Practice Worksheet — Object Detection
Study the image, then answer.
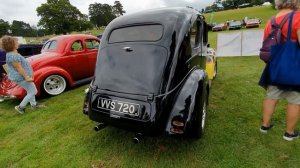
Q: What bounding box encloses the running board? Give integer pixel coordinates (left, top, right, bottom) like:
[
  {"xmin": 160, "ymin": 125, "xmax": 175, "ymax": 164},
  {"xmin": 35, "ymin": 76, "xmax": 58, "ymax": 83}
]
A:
[{"xmin": 74, "ymin": 77, "xmax": 93, "ymax": 86}]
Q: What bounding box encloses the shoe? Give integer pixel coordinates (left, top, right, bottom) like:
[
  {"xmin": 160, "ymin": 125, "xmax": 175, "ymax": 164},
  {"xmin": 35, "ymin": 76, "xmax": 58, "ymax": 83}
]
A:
[
  {"xmin": 15, "ymin": 106, "xmax": 25, "ymax": 114},
  {"xmin": 260, "ymin": 124, "xmax": 273, "ymax": 133},
  {"xmin": 31, "ymin": 103, "xmax": 46, "ymax": 110},
  {"xmin": 283, "ymin": 131, "xmax": 299, "ymax": 141}
]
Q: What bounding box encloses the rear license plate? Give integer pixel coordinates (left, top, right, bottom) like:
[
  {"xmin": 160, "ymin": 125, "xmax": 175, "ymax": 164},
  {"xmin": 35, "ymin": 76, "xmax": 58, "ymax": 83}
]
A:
[{"xmin": 97, "ymin": 97, "xmax": 140, "ymax": 116}]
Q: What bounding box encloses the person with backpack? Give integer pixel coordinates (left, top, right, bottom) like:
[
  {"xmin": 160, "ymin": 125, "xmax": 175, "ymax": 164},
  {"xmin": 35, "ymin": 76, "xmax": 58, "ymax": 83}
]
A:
[{"xmin": 259, "ymin": 0, "xmax": 300, "ymax": 141}]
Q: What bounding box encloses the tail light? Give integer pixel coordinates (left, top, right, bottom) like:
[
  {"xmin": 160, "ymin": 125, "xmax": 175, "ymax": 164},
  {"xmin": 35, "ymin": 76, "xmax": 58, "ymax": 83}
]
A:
[{"xmin": 170, "ymin": 115, "xmax": 185, "ymax": 134}]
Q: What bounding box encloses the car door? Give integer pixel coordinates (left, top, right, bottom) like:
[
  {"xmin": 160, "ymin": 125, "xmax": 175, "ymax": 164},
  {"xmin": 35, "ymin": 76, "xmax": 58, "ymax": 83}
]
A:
[
  {"xmin": 67, "ymin": 39, "xmax": 89, "ymax": 80},
  {"xmin": 84, "ymin": 39, "xmax": 100, "ymax": 76}
]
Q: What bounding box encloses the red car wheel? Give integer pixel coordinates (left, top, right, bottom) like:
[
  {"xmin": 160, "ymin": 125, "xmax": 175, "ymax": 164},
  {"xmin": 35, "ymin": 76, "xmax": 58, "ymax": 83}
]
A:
[{"xmin": 43, "ymin": 75, "xmax": 67, "ymax": 96}]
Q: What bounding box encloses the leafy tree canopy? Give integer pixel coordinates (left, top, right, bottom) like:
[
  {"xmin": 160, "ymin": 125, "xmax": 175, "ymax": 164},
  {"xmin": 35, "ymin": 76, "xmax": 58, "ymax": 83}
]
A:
[
  {"xmin": 113, "ymin": 1, "xmax": 126, "ymax": 16},
  {"xmin": 0, "ymin": 19, "xmax": 48, "ymax": 37},
  {"xmin": 0, "ymin": 19, "xmax": 10, "ymax": 37},
  {"xmin": 89, "ymin": 1, "xmax": 126, "ymax": 27},
  {"xmin": 11, "ymin": 20, "xmax": 32, "ymax": 36},
  {"xmin": 37, "ymin": 0, "xmax": 86, "ymax": 34}
]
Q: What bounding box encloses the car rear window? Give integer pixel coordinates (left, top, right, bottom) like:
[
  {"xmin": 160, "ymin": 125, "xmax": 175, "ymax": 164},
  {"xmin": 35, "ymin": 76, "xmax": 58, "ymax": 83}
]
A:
[{"xmin": 108, "ymin": 24, "xmax": 163, "ymax": 43}]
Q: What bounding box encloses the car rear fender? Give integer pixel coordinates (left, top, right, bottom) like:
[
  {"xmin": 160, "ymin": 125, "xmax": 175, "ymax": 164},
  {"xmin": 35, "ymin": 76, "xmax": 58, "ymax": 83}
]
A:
[
  {"xmin": 34, "ymin": 66, "xmax": 74, "ymax": 95},
  {"xmin": 165, "ymin": 69, "xmax": 207, "ymax": 135}
]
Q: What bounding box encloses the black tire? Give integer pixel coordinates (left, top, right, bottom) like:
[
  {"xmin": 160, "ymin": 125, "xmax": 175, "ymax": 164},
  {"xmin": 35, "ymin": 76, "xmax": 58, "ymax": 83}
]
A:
[{"xmin": 189, "ymin": 90, "xmax": 208, "ymax": 139}]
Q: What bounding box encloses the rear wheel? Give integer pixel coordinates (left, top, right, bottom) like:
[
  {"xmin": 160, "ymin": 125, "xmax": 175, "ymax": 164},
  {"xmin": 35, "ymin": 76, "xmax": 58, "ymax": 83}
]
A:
[
  {"xmin": 43, "ymin": 75, "xmax": 67, "ymax": 96},
  {"xmin": 189, "ymin": 91, "xmax": 207, "ymax": 139}
]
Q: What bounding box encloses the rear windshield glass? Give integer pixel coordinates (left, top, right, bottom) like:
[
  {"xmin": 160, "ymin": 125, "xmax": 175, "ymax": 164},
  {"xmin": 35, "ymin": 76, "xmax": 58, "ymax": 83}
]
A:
[{"xmin": 109, "ymin": 25, "xmax": 163, "ymax": 43}]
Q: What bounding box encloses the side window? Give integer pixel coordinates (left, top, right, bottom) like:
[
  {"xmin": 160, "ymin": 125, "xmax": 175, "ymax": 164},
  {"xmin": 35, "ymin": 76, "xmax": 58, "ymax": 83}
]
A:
[
  {"xmin": 85, "ymin": 39, "xmax": 100, "ymax": 49},
  {"xmin": 71, "ymin": 40, "xmax": 83, "ymax": 51},
  {"xmin": 190, "ymin": 19, "xmax": 201, "ymax": 48},
  {"xmin": 203, "ymin": 22, "xmax": 208, "ymax": 44}
]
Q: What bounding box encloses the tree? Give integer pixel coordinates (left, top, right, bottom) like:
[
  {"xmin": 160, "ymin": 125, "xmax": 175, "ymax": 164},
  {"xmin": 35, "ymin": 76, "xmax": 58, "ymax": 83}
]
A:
[
  {"xmin": 205, "ymin": 6, "xmax": 214, "ymax": 13},
  {"xmin": 10, "ymin": 20, "xmax": 35, "ymax": 37},
  {"xmin": 0, "ymin": 19, "xmax": 10, "ymax": 37},
  {"xmin": 113, "ymin": 1, "xmax": 126, "ymax": 16},
  {"xmin": 89, "ymin": 3, "xmax": 116, "ymax": 27},
  {"xmin": 77, "ymin": 14, "xmax": 93, "ymax": 31},
  {"xmin": 250, "ymin": 0, "xmax": 264, "ymax": 5},
  {"xmin": 269, "ymin": 0, "xmax": 275, "ymax": 9},
  {"xmin": 37, "ymin": 0, "xmax": 88, "ymax": 34}
]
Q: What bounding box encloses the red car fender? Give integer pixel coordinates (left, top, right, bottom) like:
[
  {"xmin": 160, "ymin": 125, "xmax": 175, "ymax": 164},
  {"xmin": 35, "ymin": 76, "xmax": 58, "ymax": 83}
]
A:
[{"xmin": 33, "ymin": 66, "xmax": 74, "ymax": 96}]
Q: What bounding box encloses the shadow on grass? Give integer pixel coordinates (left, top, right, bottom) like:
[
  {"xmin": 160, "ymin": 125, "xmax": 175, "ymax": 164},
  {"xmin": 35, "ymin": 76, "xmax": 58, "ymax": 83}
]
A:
[{"xmin": 82, "ymin": 126, "xmax": 205, "ymax": 159}]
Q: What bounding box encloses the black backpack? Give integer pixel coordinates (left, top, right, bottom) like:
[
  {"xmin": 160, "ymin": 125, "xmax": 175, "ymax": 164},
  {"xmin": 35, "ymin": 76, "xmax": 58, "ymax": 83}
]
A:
[{"xmin": 259, "ymin": 14, "xmax": 290, "ymax": 63}]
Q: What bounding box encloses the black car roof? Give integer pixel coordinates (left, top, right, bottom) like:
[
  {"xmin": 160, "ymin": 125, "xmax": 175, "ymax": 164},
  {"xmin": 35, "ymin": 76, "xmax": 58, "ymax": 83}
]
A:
[
  {"xmin": 108, "ymin": 7, "xmax": 199, "ymax": 27},
  {"xmin": 101, "ymin": 7, "xmax": 203, "ymax": 47}
]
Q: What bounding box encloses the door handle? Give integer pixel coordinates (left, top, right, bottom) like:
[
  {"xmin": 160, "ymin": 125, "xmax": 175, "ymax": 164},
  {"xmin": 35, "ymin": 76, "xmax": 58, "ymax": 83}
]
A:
[{"xmin": 123, "ymin": 47, "xmax": 133, "ymax": 52}]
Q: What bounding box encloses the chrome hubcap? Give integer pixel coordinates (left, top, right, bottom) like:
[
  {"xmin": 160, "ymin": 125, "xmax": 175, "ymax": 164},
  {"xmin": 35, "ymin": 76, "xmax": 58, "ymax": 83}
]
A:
[{"xmin": 43, "ymin": 75, "xmax": 66, "ymax": 95}]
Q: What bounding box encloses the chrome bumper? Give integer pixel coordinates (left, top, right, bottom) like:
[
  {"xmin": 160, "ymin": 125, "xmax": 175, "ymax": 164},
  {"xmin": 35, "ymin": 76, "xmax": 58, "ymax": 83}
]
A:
[{"xmin": 0, "ymin": 95, "xmax": 16, "ymax": 100}]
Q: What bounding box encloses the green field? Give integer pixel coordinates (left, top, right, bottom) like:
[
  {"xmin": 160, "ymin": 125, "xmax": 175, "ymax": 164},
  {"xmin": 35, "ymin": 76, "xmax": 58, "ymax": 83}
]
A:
[
  {"xmin": 1, "ymin": 57, "xmax": 300, "ymax": 167},
  {"xmin": 205, "ymin": 5, "xmax": 277, "ymax": 49},
  {"xmin": 204, "ymin": 5, "xmax": 277, "ymax": 27}
]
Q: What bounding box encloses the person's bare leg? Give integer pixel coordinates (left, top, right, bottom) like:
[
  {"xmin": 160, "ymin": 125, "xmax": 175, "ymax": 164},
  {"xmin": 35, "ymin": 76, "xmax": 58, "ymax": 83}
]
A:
[
  {"xmin": 262, "ymin": 98, "xmax": 278, "ymax": 127},
  {"xmin": 286, "ymin": 103, "xmax": 300, "ymax": 134}
]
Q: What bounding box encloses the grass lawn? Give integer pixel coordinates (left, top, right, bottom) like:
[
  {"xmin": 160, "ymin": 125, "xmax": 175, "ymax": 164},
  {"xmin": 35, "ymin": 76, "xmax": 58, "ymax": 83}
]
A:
[
  {"xmin": 204, "ymin": 5, "xmax": 277, "ymax": 28},
  {"xmin": 1, "ymin": 57, "xmax": 300, "ymax": 167}
]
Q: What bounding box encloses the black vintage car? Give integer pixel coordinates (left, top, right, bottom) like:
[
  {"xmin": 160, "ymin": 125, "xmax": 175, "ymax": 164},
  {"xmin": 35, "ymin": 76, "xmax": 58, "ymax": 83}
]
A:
[
  {"xmin": 83, "ymin": 7, "xmax": 210, "ymax": 141},
  {"xmin": 17, "ymin": 44, "xmax": 43, "ymax": 57},
  {"xmin": 228, "ymin": 20, "xmax": 242, "ymax": 30}
]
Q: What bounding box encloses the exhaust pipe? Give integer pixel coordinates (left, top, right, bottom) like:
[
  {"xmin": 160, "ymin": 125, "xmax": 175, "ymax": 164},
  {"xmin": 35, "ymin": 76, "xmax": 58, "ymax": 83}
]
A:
[
  {"xmin": 133, "ymin": 133, "xmax": 143, "ymax": 144},
  {"xmin": 94, "ymin": 123, "xmax": 106, "ymax": 131},
  {"xmin": 133, "ymin": 137, "xmax": 140, "ymax": 144}
]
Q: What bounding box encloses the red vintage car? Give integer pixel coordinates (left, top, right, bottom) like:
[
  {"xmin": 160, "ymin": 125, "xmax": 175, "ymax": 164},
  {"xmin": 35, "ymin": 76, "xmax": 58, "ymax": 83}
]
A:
[
  {"xmin": 0, "ymin": 34, "xmax": 100, "ymax": 99},
  {"xmin": 212, "ymin": 23, "xmax": 227, "ymax": 31},
  {"xmin": 245, "ymin": 19, "xmax": 260, "ymax": 28}
]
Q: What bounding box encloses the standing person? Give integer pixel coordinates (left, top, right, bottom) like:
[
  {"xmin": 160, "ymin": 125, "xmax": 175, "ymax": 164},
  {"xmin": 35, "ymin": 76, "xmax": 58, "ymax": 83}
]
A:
[
  {"xmin": 0, "ymin": 49, "xmax": 6, "ymax": 102},
  {"xmin": 0, "ymin": 49, "xmax": 6, "ymax": 78},
  {"xmin": 259, "ymin": 0, "xmax": 300, "ymax": 141},
  {"xmin": 1, "ymin": 36, "xmax": 43, "ymax": 114}
]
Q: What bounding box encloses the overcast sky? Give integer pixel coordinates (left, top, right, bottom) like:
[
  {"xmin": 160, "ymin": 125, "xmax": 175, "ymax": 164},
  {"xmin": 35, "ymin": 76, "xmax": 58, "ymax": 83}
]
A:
[{"xmin": 0, "ymin": 0, "xmax": 214, "ymax": 26}]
